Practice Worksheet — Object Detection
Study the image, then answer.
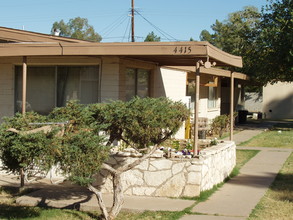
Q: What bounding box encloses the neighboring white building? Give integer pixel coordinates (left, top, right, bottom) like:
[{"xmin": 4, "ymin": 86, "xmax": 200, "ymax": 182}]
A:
[{"xmin": 262, "ymin": 82, "xmax": 293, "ymax": 119}]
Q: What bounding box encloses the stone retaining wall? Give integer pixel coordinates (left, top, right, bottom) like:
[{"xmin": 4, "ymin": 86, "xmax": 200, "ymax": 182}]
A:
[{"xmin": 94, "ymin": 141, "xmax": 236, "ymax": 198}]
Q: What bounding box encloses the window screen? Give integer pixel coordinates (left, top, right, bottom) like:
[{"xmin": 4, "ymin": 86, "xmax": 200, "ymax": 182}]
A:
[
  {"xmin": 125, "ymin": 68, "xmax": 150, "ymax": 101},
  {"xmin": 15, "ymin": 65, "xmax": 99, "ymax": 114}
]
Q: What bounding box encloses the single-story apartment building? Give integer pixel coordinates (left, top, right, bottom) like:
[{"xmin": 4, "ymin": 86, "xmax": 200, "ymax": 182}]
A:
[{"xmin": 0, "ymin": 26, "xmax": 247, "ymax": 142}]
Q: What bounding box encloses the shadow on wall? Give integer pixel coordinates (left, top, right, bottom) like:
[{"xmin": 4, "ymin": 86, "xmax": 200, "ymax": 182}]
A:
[
  {"xmin": 153, "ymin": 67, "xmax": 167, "ymax": 98},
  {"xmin": 244, "ymin": 92, "xmax": 263, "ymax": 113},
  {"xmin": 263, "ymin": 92, "xmax": 293, "ymax": 119}
]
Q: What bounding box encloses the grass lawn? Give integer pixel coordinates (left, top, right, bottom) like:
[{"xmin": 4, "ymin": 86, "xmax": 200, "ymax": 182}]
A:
[
  {"xmin": 239, "ymin": 129, "xmax": 293, "ymax": 148},
  {"xmin": 0, "ymin": 149, "xmax": 259, "ymax": 220},
  {"xmin": 248, "ymin": 152, "xmax": 293, "ymax": 220}
]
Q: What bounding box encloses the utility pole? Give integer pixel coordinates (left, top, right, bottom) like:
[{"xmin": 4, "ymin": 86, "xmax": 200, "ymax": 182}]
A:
[{"xmin": 131, "ymin": 0, "xmax": 135, "ymax": 42}]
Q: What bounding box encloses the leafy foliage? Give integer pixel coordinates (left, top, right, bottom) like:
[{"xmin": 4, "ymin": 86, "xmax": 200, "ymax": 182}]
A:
[
  {"xmin": 48, "ymin": 101, "xmax": 109, "ymax": 186},
  {"xmin": 210, "ymin": 112, "xmax": 237, "ymax": 138},
  {"xmin": 89, "ymin": 97, "xmax": 190, "ymax": 150},
  {"xmin": 200, "ymin": 1, "xmax": 293, "ymax": 87},
  {"xmin": 0, "ymin": 112, "xmax": 56, "ymax": 174},
  {"xmin": 200, "ymin": 6, "xmax": 261, "ymax": 89},
  {"xmin": 144, "ymin": 31, "xmax": 161, "ymax": 42},
  {"xmin": 255, "ymin": 0, "xmax": 293, "ymax": 84},
  {"xmin": 0, "ymin": 98, "xmax": 189, "ymax": 219},
  {"xmin": 51, "ymin": 17, "xmax": 102, "ymax": 42},
  {"xmin": 210, "ymin": 114, "xmax": 229, "ymax": 138}
]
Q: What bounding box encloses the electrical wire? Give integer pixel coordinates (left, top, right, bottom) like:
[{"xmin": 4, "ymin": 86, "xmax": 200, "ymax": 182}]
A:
[
  {"xmin": 135, "ymin": 10, "xmax": 178, "ymax": 41},
  {"xmin": 122, "ymin": 15, "xmax": 131, "ymax": 42},
  {"xmin": 99, "ymin": 12, "xmax": 129, "ymax": 37}
]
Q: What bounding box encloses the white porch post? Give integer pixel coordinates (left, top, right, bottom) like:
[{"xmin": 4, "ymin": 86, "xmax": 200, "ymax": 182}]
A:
[
  {"xmin": 193, "ymin": 62, "xmax": 200, "ymax": 156},
  {"xmin": 22, "ymin": 56, "xmax": 27, "ymax": 116},
  {"xmin": 230, "ymin": 71, "xmax": 234, "ymax": 141}
]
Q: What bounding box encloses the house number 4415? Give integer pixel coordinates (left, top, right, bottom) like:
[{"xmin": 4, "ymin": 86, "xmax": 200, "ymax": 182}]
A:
[{"xmin": 173, "ymin": 46, "xmax": 192, "ymax": 54}]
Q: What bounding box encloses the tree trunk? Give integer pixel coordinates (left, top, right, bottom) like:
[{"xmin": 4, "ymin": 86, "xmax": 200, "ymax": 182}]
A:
[
  {"xmin": 109, "ymin": 173, "xmax": 124, "ymax": 219},
  {"xmin": 20, "ymin": 168, "xmax": 25, "ymax": 187},
  {"xmin": 88, "ymin": 184, "xmax": 109, "ymax": 220},
  {"xmin": 99, "ymin": 145, "xmax": 159, "ymax": 219}
]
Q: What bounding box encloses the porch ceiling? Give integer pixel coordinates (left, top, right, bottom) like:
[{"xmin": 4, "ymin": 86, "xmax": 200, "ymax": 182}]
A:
[{"xmin": 0, "ymin": 41, "xmax": 243, "ymax": 68}]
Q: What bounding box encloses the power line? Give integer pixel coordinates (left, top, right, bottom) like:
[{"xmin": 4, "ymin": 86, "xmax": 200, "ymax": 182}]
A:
[
  {"xmin": 100, "ymin": 13, "xmax": 129, "ymax": 38},
  {"xmin": 122, "ymin": 15, "xmax": 131, "ymax": 42},
  {"xmin": 135, "ymin": 10, "xmax": 178, "ymax": 41}
]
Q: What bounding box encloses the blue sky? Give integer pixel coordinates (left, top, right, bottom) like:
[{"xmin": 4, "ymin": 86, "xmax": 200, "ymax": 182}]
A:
[{"xmin": 1, "ymin": 0, "xmax": 268, "ymax": 42}]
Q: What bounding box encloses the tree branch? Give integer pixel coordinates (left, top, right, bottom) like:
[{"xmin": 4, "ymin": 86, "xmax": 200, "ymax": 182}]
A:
[
  {"xmin": 118, "ymin": 145, "xmax": 158, "ymax": 173},
  {"xmin": 101, "ymin": 163, "xmax": 118, "ymax": 176},
  {"xmin": 88, "ymin": 184, "xmax": 109, "ymax": 220}
]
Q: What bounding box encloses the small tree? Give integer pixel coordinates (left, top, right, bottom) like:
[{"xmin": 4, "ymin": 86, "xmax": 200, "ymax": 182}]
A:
[
  {"xmin": 58, "ymin": 97, "xmax": 189, "ymax": 219},
  {"xmin": 0, "ymin": 112, "xmax": 57, "ymax": 187},
  {"xmin": 0, "ymin": 98, "xmax": 189, "ymax": 220},
  {"xmin": 51, "ymin": 17, "xmax": 102, "ymax": 42},
  {"xmin": 144, "ymin": 31, "xmax": 161, "ymax": 42}
]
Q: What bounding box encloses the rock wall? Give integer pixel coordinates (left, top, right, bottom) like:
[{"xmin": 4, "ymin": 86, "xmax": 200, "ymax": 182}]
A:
[{"xmin": 94, "ymin": 141, "xmax": 236, "ymax": 198}]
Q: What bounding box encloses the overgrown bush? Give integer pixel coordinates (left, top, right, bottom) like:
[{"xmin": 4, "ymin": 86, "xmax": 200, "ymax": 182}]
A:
[
  {"xmin": 210, "ymin": 112, "xmax": 237, "ymax": 138},
  {"xmin": 0, "ymin": 97, "xmax": 189, "ymax": 220},
  {"xmin": 0, "ymin": 112, "xmax": 57, "ymax": 182}
]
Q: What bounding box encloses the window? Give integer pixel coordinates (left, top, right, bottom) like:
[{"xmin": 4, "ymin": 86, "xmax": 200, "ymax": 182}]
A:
[
  {"xmin": 15, "ymin": 66, "xmax": 99, "ymax": 114},
  {"xmin": 208, "ymin": 85, "xmax": 217, "ymax": 109},
  {"xmin": 125, "ymin": 68, "xmax": 150, "ymax": 101}
]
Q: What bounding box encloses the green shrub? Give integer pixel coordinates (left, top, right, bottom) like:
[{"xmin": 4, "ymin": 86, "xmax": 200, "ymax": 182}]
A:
[{"xmin": 0, "ymin": 112, "xmax": 56, "ymax": 174}]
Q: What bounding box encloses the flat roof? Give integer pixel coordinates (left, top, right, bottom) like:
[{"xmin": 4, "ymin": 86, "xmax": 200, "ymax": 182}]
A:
[{"xmin": 0, "ymin": 41, "xmax": 243, "ymax": 67}]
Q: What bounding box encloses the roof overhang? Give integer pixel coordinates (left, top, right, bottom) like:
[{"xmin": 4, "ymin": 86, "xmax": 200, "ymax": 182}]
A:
[
  {"xmin": 0, "ymin": 41, "xmax": 243, "ymax": 68},
  {"xmin": 167, "ymin": 66, "xmax": 249, "ymax": 80},
  {"xmin": 0, "ymin": 26, "xmax": 90, "ymax": 43}
]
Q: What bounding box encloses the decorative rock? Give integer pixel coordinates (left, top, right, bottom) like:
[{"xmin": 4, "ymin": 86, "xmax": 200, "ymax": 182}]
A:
[
  {"xmin": 93, "ymin": 141, "xmax": 236, "ymax": 198},
  {"xmin": 133, "ymin": 187, "xmax": 156, "ymax": 196},
  {"xmin": 150, "ymin": 159, "xmax": 173, "ymax": 170},
  {"xmin": 135, "ymin": 159, "xmax": 149, "ymax": 170},
  {"xmin": 187, "ymin": 172, "xmax": 201, "ymax": 185},
  {"xmin": 122, "ymin": 170, "xmax": 143, "ymax": 186},
  {"xmin": 155, "ymin": 173, "xmax": 185, "ymax": 197},
  {"xmin": 172, "ymin": 162, "xmax": 186, "ymax": 175},
  {"xmin": 187, "ymin": 164, "xmax": 201, "ymax": 172},
  {"xmin": 144, "ymin": 170, "xmax": 172, "ymax": 186},
  {"xmin": 151, "ymin": 149, "xmax": 164, "ymax": 158},
  {"xmin": 183, "ymin": 184, "xmax": 200, "ymax": 197}
]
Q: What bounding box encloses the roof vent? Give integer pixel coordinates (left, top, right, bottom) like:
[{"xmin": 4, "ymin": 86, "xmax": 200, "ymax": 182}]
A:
[{"xmin": 53, "ymin": 29, "xmax": 60, "ymax": 36}]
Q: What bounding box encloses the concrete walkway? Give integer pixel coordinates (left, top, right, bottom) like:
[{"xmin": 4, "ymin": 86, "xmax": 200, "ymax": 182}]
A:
[
  {"xmin": 182, "ymin": 147, "xmax": 292, "ymax": 220},
  {"xmin": 224, "ymin": 129, "xmax": 263, "ymax": 145}
]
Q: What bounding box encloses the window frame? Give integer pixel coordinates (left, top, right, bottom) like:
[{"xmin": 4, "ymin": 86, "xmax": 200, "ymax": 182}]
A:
[
  {"xmin": 208, "ymin": 85, "xmax": 218, "ymax": 109},
  {"xmin": 125, "ymin": 67, "xmax": 150, "ymax": 101},
  {"xmin": 14, "ymin": 65, "xmax": 100, "ymax": 114}
]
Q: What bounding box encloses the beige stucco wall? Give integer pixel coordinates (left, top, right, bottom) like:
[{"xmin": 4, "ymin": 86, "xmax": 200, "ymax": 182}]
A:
[
  {"xmin": 153, "ymin": 67, "xmax": 187, "ymax": 139},
  {"xmin": 263, "ymin": 82, "xmax": 293, "ymax": 119},
  {"xmin": 154, "ymin": 67, "xmax": 187, "ymax": 101},
  {"xmin": 0, "ymin": 64, "xmax": 14, "ymax": 121},
  {"xmin": 100, "ymin": 57, "xmax": 120, "ymax": 102}
]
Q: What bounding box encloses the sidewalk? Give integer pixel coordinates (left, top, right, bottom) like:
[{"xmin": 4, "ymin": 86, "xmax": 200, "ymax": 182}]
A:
[
  {"xmin": 182, "ymin": 147, "xmax": 292, "ymax": 220},
  {"xmin": 1, "ymin": 123, "xmax": 292, "ymax": 219}
]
